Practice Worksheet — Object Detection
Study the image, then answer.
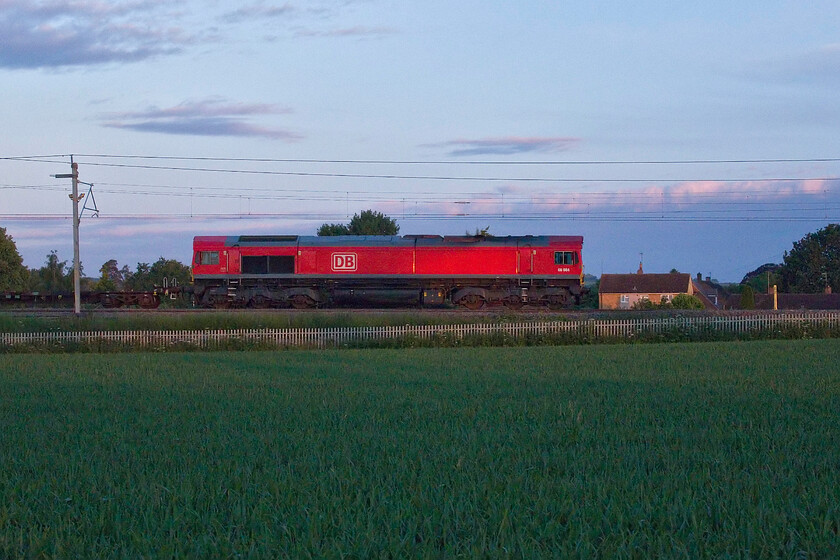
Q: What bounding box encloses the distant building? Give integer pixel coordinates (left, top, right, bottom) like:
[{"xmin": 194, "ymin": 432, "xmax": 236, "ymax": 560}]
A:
[
  {"xmin": 599, "ymin": 273, "xmax": 699, "ymax": 310},
  {"xmin": 726, "ymin": 288, "xmax": 840, "ymax": 310},
  {"xmin": 691, "ymin": 273, "xmax": 731, "ymax": 309}
]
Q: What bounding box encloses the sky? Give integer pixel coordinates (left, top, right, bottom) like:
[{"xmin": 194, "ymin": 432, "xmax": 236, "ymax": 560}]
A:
[{"xmin": 2, "ymin": 0, "xmax": 840, "ymax": 282}]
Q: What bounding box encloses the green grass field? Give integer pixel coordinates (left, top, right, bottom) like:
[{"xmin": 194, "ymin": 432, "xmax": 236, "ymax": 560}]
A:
[{"xmin": 1, "ymin": 340, "xmax": 839, "ymax": 558}]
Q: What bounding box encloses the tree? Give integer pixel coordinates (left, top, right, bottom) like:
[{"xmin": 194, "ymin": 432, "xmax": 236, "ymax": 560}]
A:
[
  {"xmin": 778, "ymin": 224, "xmax": 840, "ymax": 293},
  {"xmin": 576, "ymin": 278, "xmax": 599, "ymax": 309},
  {"xmin": 125, "ymin": 258, "xmax": 191, "ymax": 291},
  {"xmin": 149, "ymin": 258, "xmax": 191, "ymax": 289},
  {"xmin": 671, "ymin": 293, "xmax": 704, "ymax": 309},
  {"xmin": 30, "ymin": 251, "xmax": 73, "ymax": 294},
  {"xmin": 95, "ymin": 259, "xmax": 124, "ymax": 292},
  {"xmin": 0, "ymin": 226, "xmax": 28, "ymax": 292},
  {"xmin": 318, "ymin": 210, "xmax": 399, "ymax": 236},
  {"xmin": 740, "ymin": 284, "xmax": 756, "ymax": 309},
  {"xmin": 125, "ymin": 262, "xmax": 151, "ymax": 292},
  {"xmin": 740, "ymin": 263, "xmax": 781, "ymax": 294},
  {"xmin": 466, "ymin": 227, "xmax": 492, "ymax": 237},
  {"xmin": 317, "ymin": 223, "xmax": 350, "ymax": 236}
]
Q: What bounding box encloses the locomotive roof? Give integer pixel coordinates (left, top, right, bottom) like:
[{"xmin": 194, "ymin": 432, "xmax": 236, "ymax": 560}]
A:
[{"xmin": 194, "ymin": 234, "xmax": 583, "ymax": 248}]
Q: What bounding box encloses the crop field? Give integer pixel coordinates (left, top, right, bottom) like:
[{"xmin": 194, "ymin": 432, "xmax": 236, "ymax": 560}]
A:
[{"xmin": 1, "ymin": 340, "xmax": 839, "ymax": 558}]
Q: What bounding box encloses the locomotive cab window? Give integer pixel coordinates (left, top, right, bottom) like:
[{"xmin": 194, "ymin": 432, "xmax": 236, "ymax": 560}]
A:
[
  {"xmin": 197, "ymin": 251, "xmax": 219, "ymax": 265},
  {"xmin": 554, "ymin": 251, "xmax": 579, "ymax": 265}
]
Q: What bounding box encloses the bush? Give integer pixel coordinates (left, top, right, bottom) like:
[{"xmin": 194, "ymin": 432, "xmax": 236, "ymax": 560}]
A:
[
  {"xmin": 671, "ymin": 293, "xmax": 704, "ymax": 309},
  {"xmin": 741, "ymin": 285, "xmax": 756, "ymax": 309},
  {"xmin": 632, "ymin": 294, "xmax": 703, "ymax": 310}
]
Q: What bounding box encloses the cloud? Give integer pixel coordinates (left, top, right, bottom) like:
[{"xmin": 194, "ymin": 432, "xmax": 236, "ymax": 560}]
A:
[
  {"xmin": 219, "ymin": 2, "xmax": 394, "ymax": 39},
  {"xmin": 0, "ymin": 0, "xmax": 196, "ymax": 69},
  {"xmin": 383, "ymin": 178, "xmax": 840, "ymax": 223},
  {"xmin": 99, "ymin": 98, "xmax": 302, "ymax": 140},
  {"xmin": 293, "ymin": 25, "xmax": 397, "ymax": 38},
  {"xmin": 222, "ymin": 2, "xmax": 297, "ymax": 24},
  {"xmin": 662, "ymin": 179, "xmax": 834, "ymax": 202},
  {"xmin": 429, "ymin": 137, "xmax": 581, "ymax": 157}
]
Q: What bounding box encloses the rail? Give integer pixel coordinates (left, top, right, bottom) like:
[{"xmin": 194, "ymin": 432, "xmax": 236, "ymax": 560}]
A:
[{"xmin": 2, "ymin": 312, "xmax": 839, "ymax": 351}]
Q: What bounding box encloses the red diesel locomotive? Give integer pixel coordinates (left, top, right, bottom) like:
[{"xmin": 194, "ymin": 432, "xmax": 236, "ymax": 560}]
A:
[{"xmin": 192, "ymin": 234, "xmax": 584, "ymax": 309}]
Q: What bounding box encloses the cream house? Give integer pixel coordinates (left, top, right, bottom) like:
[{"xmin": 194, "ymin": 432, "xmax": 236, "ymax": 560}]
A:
[{"xmin": 598, "ymin": 273, "xmax": 697, "ymax": 310}]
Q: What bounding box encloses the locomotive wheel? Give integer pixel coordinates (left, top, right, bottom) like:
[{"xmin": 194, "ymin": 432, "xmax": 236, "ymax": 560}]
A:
[
  {"xmin": 546, "ymin": 293, "xmax": 569, "ymax": 310},
  {"xmin": 207, "ymin": 294, "xmax": 230, "ymax": 309},
  {"xmin": 249, "ymin": 295, "xmax": 270, "ymax": 309},
  {"xmin": 460, "ymin": 293, "xmax": 485, "ymax": 310},
  {"xmin": 290, "ymin": 294, "xmax": 315, "ymax": 309},
  {"xmin": 503, "ymin": 296, "xmax": 524, "ymax": 310}
]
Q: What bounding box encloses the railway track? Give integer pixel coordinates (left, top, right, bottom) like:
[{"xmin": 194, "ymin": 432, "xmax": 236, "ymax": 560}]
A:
[{"xmin": 0, "ymin": 305, "xmax": 594, "ymax": 318}]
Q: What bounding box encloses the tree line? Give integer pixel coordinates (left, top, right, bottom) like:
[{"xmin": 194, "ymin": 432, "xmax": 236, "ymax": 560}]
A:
[
  {"xmin": 1, "ymin": 226, "xmax": 190, "ymax": 294},
  {"xmin": 740, "ymin": 224, "xmax": 840, "ymax": 294}
]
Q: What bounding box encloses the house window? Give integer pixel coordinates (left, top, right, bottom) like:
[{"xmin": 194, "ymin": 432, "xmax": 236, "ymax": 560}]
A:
[
  {"xmin": 620, "ymin": 295, "xmax": 629, "ymax": 304},
  {"xmin": 554, "ymin": 251, "xmax": 579, "ymax": 265},
  {"xmin": 198, "ymin": 251, "xmax": 219, "ymax": 265}
]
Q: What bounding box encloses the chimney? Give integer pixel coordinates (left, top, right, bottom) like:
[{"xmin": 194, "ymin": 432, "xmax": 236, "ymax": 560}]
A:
[
  {"xmin": 826, "ymin": 285, "xmax": 833, "ymax": 294},
  {"xmin": 637, "ymin": 262, "xmax": 643, "ymax": 274},
  {"xmin": 697, "ymin": 273, "xmax": 702, "ymax": 281},
  {"xmin": 705, "ymin": 276, "xmax": 711, "ymax": 282}
]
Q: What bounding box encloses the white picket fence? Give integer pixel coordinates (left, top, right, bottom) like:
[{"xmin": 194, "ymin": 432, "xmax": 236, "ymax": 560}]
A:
[{"xmin": 2, "ymin": 312, "xmax": 839, "ymax": 351}]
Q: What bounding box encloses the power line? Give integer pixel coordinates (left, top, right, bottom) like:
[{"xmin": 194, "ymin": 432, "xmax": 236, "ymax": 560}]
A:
[
  {"xmin": 5, "ymin": 153, "xmax": 840, "ymax": 183},
  {"xmin": 4, "ymin": 181, "xmax": 837, "ymax": 198},
  {"xmin": 4, "ymin": 183, "xmax": 837, "ymax": 209},
  {"xmin": 2, "ymin": 212, "xmax": 837, "ymax": 223},
  {"xmin": 37, "ymin": 153, "xmax": 840, "ymax": 165},
  {"xmin": 60, "ymin": 160, "xmax": 840, "ymax": 183}
]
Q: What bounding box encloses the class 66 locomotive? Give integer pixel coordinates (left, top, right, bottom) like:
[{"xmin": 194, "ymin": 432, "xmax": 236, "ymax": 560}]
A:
[{"xmin": 192, "ymin": 234, "xmax": 585, "ymax": 310}]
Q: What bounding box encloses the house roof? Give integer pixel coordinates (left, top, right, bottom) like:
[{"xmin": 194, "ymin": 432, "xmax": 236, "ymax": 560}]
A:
[
  {"xmin": 689, "ymin": 287, "xmax": 718, "ymax": 310},
  {"xmin": 690, "ymin": 278, "xmax": 730, "ymax": 309},
  {"xmin": 599, "ymin": 273, "xmax": 692, "ymax": 294}
]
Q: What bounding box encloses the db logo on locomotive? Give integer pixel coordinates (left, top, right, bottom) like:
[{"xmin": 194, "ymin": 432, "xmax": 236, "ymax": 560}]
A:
[{"xmin": 331, "ymin": 252, "xmax": 357, "ymax": 271}]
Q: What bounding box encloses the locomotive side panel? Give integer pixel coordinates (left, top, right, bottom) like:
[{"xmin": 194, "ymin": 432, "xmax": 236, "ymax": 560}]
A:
[
  {"xmin": 414, "ymin": 247, "xmax": 518, "ymax": 276},
  {"xmin": 533, "ymin": 237, "xmax": 584, "ymax": 280},
  {"xmin": 414, "ymin": 236, "xmax": 519, "ymax": 276},
  {"xmin": 300, "ymin": 246, "xmax": 415, "ymax": 276},
  {"xmin": 296, "ymin": 236, "xmax": 415, "ymax": 276},
  {"xmin": 192, "ymin": 236, "xmax": 229, "ymax": 277}
]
